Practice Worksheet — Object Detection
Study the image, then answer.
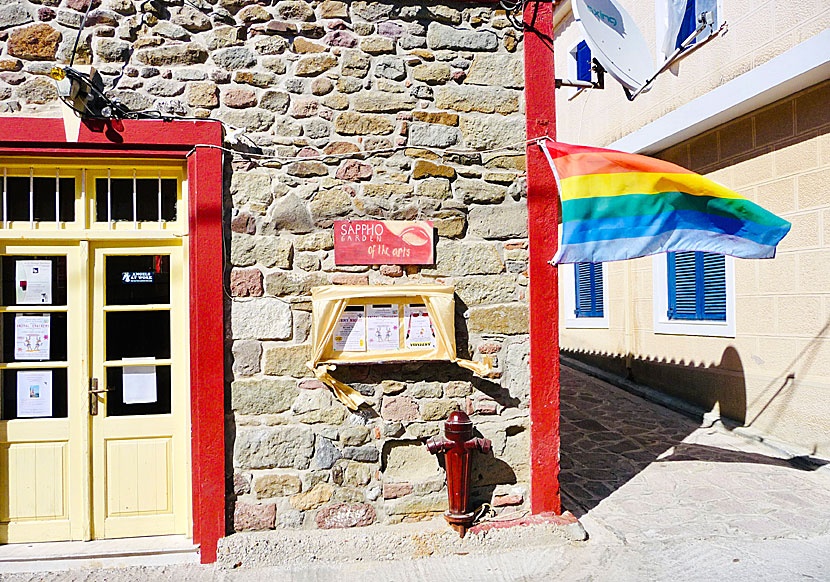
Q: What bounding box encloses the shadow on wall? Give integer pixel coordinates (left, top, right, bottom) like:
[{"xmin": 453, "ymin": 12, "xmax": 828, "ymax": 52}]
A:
[
  {"xmin": 564, "ymin": 314, "xmax": 830, "ymax": 448},
  {"xmin": 563, "ymin": 345, "xmax": 748, "ymax": 423},
  {"xmin": 558, "ymin": 345, "xmax": 829, "ymax": 517},
  {"xmin": 745, "ymin": 318, "xmax": 830, "ymax": 435}
]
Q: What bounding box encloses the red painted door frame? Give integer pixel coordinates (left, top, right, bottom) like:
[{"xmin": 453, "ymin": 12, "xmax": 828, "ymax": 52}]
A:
[
  {"xmin": 0, "ymin": 118, "xmax": 226, "ymax": 562},
  {"xmin": 523, "ymin": 1, "xmax": 562, "ymax": 514}
]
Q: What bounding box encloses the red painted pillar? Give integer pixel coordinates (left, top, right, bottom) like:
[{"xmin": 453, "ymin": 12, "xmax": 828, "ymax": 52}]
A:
[
  {"xmin": 524, "ymin": 0, "xmax": 562, "ymax": 514},
  {"xmin": 188, "ymin": 140, "xmax": 226, "ymax": 562}
]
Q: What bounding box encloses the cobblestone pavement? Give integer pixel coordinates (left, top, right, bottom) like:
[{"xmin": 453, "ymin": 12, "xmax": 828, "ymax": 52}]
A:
[
  {"xmin": 6, "ymin": 365, "xmax": 830, "ymax": 581},
  {"xmin": 559, "ymin": 364, "xmax": 830, "ymax": 548}
]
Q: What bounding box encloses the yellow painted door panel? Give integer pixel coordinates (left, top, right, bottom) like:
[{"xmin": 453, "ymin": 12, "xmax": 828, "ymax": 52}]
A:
[
  {"xmin": 0, "ymin": 243, "xmax": 85, "ymax": 543},
  {"xmin": 90, "ymin": 243, "xmax": 189, "ymax": 540}
]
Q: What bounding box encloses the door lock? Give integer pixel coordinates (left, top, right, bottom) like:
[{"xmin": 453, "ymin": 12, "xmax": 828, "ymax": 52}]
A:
[{"xmin": 88, "ymin": 377, "xmax": 108, "ymax": 416}]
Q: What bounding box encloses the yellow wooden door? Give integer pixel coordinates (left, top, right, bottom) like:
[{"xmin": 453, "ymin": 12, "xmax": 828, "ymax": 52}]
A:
[
  {"xmin": 0, "ymin": 242, "xmax": 86, "ymax": 543},
  {"xmin": 90, "ymin": 242, "xmax": 190, "ymax": 539},
  {"xmin": 0, "ymin": 157, "xmax": 191, "ymax": 543}
]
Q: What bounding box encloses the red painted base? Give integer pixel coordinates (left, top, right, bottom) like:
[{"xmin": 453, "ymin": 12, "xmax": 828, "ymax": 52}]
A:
[{"xmin": 468, "ymin": 511, "xmax": 581, "ymax": 535}]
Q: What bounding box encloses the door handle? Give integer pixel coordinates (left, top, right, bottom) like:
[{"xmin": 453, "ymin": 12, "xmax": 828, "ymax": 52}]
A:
[{"xmin": 89, "ymin": 377, "xmax": 108, "ymax": 416}]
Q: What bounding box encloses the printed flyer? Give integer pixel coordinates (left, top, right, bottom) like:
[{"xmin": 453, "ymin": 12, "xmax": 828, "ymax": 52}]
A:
[
  {"xmin": 366, "ymin": 304, "xmax": 400, "ymax": 351},
  {"xmin": 14, "ymin": 314, "xmax": 50, "ymax": 361},
  {"xmin": 333, "ymin": 306, "xmax": 366, "ymax": 352},
  {"xmin": 15, "ymin": 260, "xmax": 52, "ymax": 305},
  {"xmin": 404, "ymin": 304, "xmax": 437, "ymax": 349},
  {"xmin": 17, "ymin": 370, "xmax": 52, "ymax": 418}
]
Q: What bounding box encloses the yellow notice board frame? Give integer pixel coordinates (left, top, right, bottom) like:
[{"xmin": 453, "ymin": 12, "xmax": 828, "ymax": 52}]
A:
[{"xmin": 308, "ymin": 285, "xmax": 492, "ymax": 409}]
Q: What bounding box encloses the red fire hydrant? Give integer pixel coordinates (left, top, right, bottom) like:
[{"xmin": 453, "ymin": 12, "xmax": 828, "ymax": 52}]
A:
[{"xmin": 426, "ymin": 410, "xmax": 492, "ymax": 537}]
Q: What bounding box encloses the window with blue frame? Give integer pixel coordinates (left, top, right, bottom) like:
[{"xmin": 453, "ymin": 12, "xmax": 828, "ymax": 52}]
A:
[
  {"xmin": 667, "ymin": 251, "xmax": 725, "ymax": 320},
  {"xmin": 574, "ymin": 262, "xmax": 603, "ymax": 318},
  {"xmin": 575, "ymin": 40, "xmax": 592, "ymax": 82}
]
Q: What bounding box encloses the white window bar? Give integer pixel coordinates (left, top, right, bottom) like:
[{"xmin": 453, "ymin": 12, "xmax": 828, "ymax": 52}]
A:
[
  {"xmin": 157, "ymin": 171, "xmax": 162, "ymax": 227},
  {"xmin": 29, "ymin": 168, "xmax": 33, "ymax": 229},
  {"xmin": 107, "ymin": 168, "xmax": 112, "ymax": 230},
  {"xmin": 3, "ymin": 168, "xmax": 7, "ymax": 229},
  {"xmin": 132, "ymin": 169, "xmax": 137, "ymax": 230},
  {"xmin": 81, "ymin": 169, "xmax": 86, "ymax": 228},
  {"xmin": 55, "ymin": 168, "xmax": 60, "ymax": 226}
]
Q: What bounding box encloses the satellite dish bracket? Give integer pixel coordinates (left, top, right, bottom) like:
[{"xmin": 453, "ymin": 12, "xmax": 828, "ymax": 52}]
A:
[
  {"xmin": 625, "ymin": 12, "xmax": 725, "ymax": 101},
  {"xmin": 555, "ymin": 59, "xmax": 606, "ymax": 91}
]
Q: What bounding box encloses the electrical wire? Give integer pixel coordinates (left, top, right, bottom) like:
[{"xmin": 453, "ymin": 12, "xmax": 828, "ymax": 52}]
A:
[
  {"xmin": 184, "ymin": 136, "xmax": 546, "ymax": 165},
  {"xmin": 69, "ymin": 0, "xmax": 95, "ymax": 68}
]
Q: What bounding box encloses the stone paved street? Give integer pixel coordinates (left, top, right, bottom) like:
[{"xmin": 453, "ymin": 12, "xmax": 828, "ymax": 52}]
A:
[
  {"xmin": 559, "ymin": 364, "xmax": 830, "ymax": 550},
  {"xmin": 5, "ymin": 364, "xmax": 830, "ymax": 581}
]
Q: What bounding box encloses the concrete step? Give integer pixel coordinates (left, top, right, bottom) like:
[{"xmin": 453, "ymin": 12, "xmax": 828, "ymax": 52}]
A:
[{"xmin": 0, "ymin": 535, "xmax": 200, "ymax": 573}]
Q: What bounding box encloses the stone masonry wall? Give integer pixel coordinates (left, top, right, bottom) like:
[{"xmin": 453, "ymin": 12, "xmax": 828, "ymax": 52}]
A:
[{"xmin": 0, "ymin": 0, "xmax": 531, "ymax": 533}]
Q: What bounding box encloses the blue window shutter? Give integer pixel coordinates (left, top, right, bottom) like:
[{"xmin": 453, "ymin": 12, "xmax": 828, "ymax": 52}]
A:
[
  {"xmin": 592, "ymin": 263, "xmax": 604, "ymax": 316},
  {"xmin": 576, "ymin": 41, "xmax": 592, "ymax": 82},
  {"xmin": 668, "ymin": 251, "xmax": 697, "ymax": 319},
  {"xmin": 668, "ymin": 251, "xmax": 726, "ymax": 321},
  {"xmin": 575, "ymin": 262, "xmax": 603, "ymax": 318},
  {"xmin": 702, "ymin": 253, "xmax": 726, "ymax": 320},
  {"xmin": 676, "ymin": 0, "xmax": 697, "ymax": 49}
]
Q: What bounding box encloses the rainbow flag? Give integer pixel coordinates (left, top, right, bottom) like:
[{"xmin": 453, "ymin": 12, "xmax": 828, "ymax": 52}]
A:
[{"xmin": 541, "ymin": 140, "xmax": 791, "ymax": 264}]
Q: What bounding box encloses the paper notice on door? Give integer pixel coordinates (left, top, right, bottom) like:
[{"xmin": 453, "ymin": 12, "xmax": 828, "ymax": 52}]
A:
[
  {"xmin": 333, "ymin": 306, "xmax": 366, "ymax": 352},
  {"xmin": 404, "ymin": 304, "xmax": 437, "ymax": 349},
  {"xmin": 17, "ymin": 370, "xmax": 52, "ymax": 418},
  {"xmin": 122, "ymin": 358, "xmax": 157, "ymax": 404},
  {"xmin": 15, "ymin": 260, "xmax": 52, "ymax": 305},
  {"xmin": 14, "ymin": 314, "xmax": 50, "ymax": 361},
  {"xmin": 366, "ymin": 304, "xmax": 400, "ymax": 351}
]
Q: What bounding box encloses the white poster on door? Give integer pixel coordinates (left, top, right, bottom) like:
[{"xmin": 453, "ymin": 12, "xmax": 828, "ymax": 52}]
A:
[
  {"xmin": 333, "ymin": 306, "xmax": 366, "ymax": 352},
  {"xmin": 15, "ymin": 260, "xmax": 52, "ymax": 305},
  {"xmin": 366, "ymin": 304, "xmax": 400, "ymax": 351},
  {"xmin": 404, "ymin": 304, "xmax": 437, "ymax": 349},
  {"xmin": 14, "ymin": 314, "xmax": 50, "ymax": 361},
  {"xmin": 122, "ymin": 358, "xmax": 158, "ymax": 404},
  {"xmin": 17, "ymin": 370, "xmax": 52, "ymax": 418}
]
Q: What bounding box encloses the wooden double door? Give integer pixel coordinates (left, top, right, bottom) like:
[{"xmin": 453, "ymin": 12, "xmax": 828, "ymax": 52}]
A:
[{"xmin": 0, "ymin": 241, "xmax": 190, "ymax": 542}]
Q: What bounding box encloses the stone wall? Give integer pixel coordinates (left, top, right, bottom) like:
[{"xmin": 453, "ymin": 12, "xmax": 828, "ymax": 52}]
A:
[{"xmin": 0, "ymin": 0, "xmax": 531, "ymax": 532}]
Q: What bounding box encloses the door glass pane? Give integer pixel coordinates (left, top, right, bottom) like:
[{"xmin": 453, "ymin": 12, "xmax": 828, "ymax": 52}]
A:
[
  {"xmin": 0, "ymin": 254, "xmax": 68, "ymax": 420},
  {"xmin": 1, "ymin": 312, "xmax": 67, "ymax": 362},
  {"xmin": 105, "ymin": 311, "xmax": 170, "ymax": 361},
  {"xmin": 106, "ymin": 365, "xmax": 171, "ymax": 416},
  {"xmin": 0, "ymin": 256, "xmax": 67, "ymax": 306},
  {"xmin": 106, "ymin": 255, "xmax": 170, "ymax": 306},
  {"xmin": 1, "ymin": 368, "xmax": 68, "ymax": 420}
]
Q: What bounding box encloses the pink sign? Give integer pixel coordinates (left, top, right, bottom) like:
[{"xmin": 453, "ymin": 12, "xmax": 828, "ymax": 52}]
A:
[{"xmin": 334, "ymin": 220, "xmax": 435, "ymax": 265}]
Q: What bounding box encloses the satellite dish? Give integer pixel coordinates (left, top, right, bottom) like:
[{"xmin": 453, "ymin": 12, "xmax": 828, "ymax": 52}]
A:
[{"xmin": 572, "ymin": 0, "xmax": 653, "ymax": 93}]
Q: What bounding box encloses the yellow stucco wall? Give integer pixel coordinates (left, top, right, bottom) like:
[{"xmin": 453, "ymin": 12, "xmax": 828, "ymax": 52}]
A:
[
  {"xmin": 553, "ymin": 0, "xmax": 830, "ymax": 456},
  {"xmin": 560, "ymin": 81, "xmax": 830, "ymax": 455},
  {"xmin": 552, "ymin": 0, "xmax": 830, "ymax": 147}
]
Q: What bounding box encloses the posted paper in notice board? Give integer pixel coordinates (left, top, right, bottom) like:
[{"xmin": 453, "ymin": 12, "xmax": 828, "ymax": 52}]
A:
[
  {"xmin": 366, "ymin": 304, "xmax": 400, "ymax": 351},
  {"xmin": 333, "ymin": 306, "xmax": 366, "ymax": 352},
  {"xmin": 404, "ymin": 304, "xmax": 437, "ymax": 349}
]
